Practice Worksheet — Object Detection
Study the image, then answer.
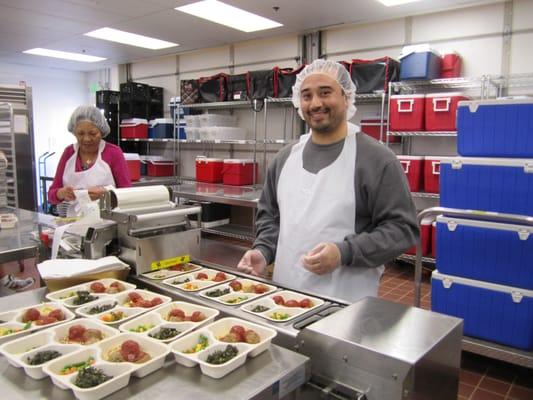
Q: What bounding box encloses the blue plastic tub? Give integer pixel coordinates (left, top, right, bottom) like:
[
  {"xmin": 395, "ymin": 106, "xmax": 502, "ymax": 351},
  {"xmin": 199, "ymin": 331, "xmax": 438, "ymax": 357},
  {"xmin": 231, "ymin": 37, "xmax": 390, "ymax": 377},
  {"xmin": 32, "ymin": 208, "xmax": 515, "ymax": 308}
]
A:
[
  {"xmin": 440, "ymin": 157, "xmax": 533, "ymax": 215},
  {"xmin": 436, "ymin": 216, "xmax": 533, "ymax": 289},
  {"xmin": 149, "ymin": 118, "xmax": 174, "ymax": 139},
  {"xmin": 399, "ymin": 51, "xmax": 441, "ymax": 80},
  {"xmin": 457, "ymin": 99, "xmax": 533, "ymax": 157},
  {"xmin": 432, "ymin": 270, "xmax": 533, "ymax": 350}
]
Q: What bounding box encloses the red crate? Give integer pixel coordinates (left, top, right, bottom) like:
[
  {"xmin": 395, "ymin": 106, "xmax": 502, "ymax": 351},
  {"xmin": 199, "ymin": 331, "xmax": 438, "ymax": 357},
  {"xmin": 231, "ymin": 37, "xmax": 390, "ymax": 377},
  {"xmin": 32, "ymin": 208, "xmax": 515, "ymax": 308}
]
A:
[
  {"xmin": 389, "ymin": 94, "xmax": 425, "ymax": 131},
  {"xmin": 222, "ymin": 159, "xmax": 257, "ymax": 186},
  {"xmin": 124, "ymin": 153, "xmax": 141, "ymax": 181},
  {"xmin": 196, "ymin": 157, "xmax": 224, "ymax": 183},
  {"xmin": 360, "ymin": 119, "xmax": 399, "ymax": 143},
  {"xmin": 397, "ymin": 155, "xmax": 424, "ymax": 192},
  {"xmin": 424, "ymin": 156, "xmax": 443, "ymax": 193},
  {"xmin": 147, "ymin": 160, "xmax": 174, "ymax": 176},
  {"xmin": 440, "ymin": 52, "xmax": 462, "ymax": 78},
  {"xmin": 425, "ymin": 93, "xmax": 468, "ymax": 131},
  {"xmin": 406, "ymin": 218, "xmax": 432, "ymax": 256},
  {"xmin": 120, "ymin": 118, "xmax": 148, "ymax": 139}
]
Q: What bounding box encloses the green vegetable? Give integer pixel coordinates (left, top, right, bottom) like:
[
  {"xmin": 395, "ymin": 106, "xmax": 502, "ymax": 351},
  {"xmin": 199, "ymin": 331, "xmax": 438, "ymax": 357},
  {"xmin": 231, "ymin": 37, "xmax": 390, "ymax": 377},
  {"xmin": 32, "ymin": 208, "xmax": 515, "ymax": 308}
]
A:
[
  {"xmin": 72, "ymin": 291, "xmax": 98, "ymax": 306},
  {"xmin": 23, "ymin": 321, "xmax": 32, "ymax": 330},
  {"xmin": 205, "ymin": 288, "xmax": 230, "ymax": 297},
  {"xmin": 206, "ymin": 345, "xmax": 238, "ymax": 365},
  {"xmin": 129, "ymin": 324, "xmax": 154, "ymax": 333},
  {"xmin": 225, "ymin": 296, "xmax": 248, "ymax": 304},
  {"xmin": 149, "ymin": 328, "xmax": 180, "ymax": 340},
  {"xmin": 74, "ymin": 366, "xmax": 112, "ymax": 388},
  {"xmin": 171, "ymin": 278, "xmax": 190, "ymax": 285},
  {"xmin": 60, "ymin": 357, "xmax": 95, "ymax": 375},
  {"xmin": 251, "ymin": 305, "xmax": 269, "ymax": 313},
  {"xmin": 27, "ymin": 350, "xmax": 62, "ymax": 365},
  {"xmin": 183, "ymin": 335, "xmax": 209, "ymax": 354},
  {"xmin": 87, "ymin": 303, "xmax": 116, "ymax": 315}
]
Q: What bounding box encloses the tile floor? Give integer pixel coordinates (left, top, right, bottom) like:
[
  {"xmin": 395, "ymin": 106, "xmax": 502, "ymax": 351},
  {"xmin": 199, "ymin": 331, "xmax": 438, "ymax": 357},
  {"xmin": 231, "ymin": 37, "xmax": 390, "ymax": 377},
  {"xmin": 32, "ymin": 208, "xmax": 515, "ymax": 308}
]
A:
[{"xmin": 379, "ymin": 262, "xmax": 533, "ymax": 400}]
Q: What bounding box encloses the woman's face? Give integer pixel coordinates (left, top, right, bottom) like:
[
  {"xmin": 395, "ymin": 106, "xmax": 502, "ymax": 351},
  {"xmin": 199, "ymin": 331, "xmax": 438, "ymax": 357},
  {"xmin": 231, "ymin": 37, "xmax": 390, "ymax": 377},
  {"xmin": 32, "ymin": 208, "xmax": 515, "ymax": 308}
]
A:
[{"xmin": 74, "ymin": 120, "xmax": 102, "ymax": 153}]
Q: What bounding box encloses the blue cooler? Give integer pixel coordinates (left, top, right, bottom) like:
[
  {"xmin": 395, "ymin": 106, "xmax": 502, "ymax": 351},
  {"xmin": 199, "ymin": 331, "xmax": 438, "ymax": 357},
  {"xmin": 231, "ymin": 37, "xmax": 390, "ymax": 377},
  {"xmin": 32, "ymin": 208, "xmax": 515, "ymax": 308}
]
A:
[
  {"xmin": 457, "ymin": 99, "xmax": 533, "ymax": 157},
  {"xmin": 149, "ymin": 118, "xmax": 174, "ymax": 139},
  {"xmin": 440, "ymin": 157, "xmax": 533, "ymax": 215},
  {"xmin": 399, "ymin": 50, "xmax": 442, "ymax": 80},
  {"xmin": 431, "ymin": 270, "xmax": 533, "ymax": 350},
  {"xmin": 436, "ymin": 216, "xmax": 533, "ymax": 289}
]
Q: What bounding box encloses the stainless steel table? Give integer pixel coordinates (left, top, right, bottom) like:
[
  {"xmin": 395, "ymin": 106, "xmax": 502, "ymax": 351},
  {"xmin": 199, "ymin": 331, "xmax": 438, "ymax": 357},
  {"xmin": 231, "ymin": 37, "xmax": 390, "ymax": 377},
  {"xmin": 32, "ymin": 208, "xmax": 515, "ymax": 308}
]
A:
[{"xmin": 0, "ymin": 206, "xmax": 44, "ymax": 263}]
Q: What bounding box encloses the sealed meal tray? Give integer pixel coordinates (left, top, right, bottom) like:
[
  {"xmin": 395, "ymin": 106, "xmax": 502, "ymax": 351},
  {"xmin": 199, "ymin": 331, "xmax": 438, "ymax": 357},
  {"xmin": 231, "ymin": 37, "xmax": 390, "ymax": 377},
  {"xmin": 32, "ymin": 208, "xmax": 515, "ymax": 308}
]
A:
[
  {"xmin": 46, "ymin": 279, "xmax": 136, "ymax": 308},
  {"xmin": 198, "ymin": 278, "xmax": 277, "ymax": 306},
  {"xmin": 162, "ymin": 268, "xmax": 235, "ymax": 292},
  {"xmin": 141, "ymin": 262, "xmax": 203, "ymax": 280},
  {"xmin": 241, "ymin": 290, "xmax": 324, "ymax": 323},
  {"xmin": 0, "ymin": 302, "xmax": 76, "ymax": 345},
  {"xmin": 42, "ymin": 332, "xmax": 169, "ymax": 400},
  {"xmin": 170, "ymin": 317, "xmax": 277, "ymax": 379},
  {"xmin": 75, "ymin": 289, "xmax": 172, "ymax": 328},
  {"xmin": 118, "ymin": 301, "xmax": 219, "ymax": 343},
  {"xmin": 0, "ymin": 318, "xmax": 119, "ymax": 381}
]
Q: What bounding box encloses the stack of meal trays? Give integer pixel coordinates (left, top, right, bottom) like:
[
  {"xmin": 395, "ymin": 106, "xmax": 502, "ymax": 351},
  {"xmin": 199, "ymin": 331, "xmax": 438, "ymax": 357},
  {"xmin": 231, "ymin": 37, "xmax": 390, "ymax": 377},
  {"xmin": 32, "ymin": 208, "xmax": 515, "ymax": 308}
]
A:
[
  {"xmin": 141, "ymin": 262, "xmax": 203, "ymax": 280},
  {"xmin": 162, "ymin": 267, "xmax": 235, "ymax": 292}
]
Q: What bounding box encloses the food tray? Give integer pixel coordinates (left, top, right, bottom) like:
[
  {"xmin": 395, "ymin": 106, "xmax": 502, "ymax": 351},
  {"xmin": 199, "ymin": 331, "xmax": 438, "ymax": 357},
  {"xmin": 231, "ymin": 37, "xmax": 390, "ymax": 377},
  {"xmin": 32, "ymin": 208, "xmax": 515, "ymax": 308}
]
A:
[
  {"xmin": 0, "ymin": 318, "xmax": 119, "ymax": 381},
  {"xmin": 241, "ymin": 290, "xmax": 324, "ymax": 323},
  {"xmin": 170, "ymin": 317, "xmax": 277, "ymax": 379},
  {"xmin": 45, "ymin": 279, "xmax": 136, "ymax": 308},
  {"xmin": 118, "ymin": 301, "xmax": 219, "ymax": 343},
  {"xmin": 0, "ymin": 302, "xmax": 76, "ymax": 345},
  {"xmin": 162, "ymin": 268, "xmax": 236, "ymax": 292},
  {"xmin": 198, "ymin": 278, "xmax": 277, "ymax": 306},
  {"xmin": 42, "ymin": 332, "xmax": 168, "ymax": 400},
  {"xmin": 75, "ymin": 289, "xmax": 172, "ymax": 327},
  {"xmin": 141, "ymin": 262, "xmax": 203, "ymax": 280}
]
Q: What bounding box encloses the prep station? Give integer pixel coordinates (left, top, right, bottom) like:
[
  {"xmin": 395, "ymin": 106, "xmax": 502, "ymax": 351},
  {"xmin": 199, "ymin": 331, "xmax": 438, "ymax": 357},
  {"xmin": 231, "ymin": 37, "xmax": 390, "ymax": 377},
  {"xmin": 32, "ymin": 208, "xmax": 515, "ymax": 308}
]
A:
[{"xmin": 0, "ymin": 186, "xmax": 463, "ymax": 400}]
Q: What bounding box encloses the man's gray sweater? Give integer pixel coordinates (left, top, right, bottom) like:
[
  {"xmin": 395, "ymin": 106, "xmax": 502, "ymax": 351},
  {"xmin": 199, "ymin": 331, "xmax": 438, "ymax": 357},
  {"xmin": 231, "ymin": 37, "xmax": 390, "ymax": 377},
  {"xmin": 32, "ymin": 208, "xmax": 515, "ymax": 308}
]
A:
[{"xmin": 253, "ymin": 131, "xmax": 419, "ymax": 268}]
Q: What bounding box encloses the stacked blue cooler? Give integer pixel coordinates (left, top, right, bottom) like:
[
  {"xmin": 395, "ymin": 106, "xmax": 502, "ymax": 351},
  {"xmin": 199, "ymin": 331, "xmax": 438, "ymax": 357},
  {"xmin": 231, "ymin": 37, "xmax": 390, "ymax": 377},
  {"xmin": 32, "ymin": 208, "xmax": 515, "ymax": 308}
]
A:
[{"xmin": 432, "ymin": 98, "xmax": 533, "ymax": 350}]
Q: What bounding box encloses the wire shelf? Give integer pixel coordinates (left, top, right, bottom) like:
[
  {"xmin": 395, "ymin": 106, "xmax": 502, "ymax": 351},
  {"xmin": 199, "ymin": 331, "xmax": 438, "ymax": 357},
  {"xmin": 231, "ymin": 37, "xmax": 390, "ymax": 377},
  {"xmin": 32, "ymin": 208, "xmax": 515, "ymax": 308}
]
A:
[{"xmin": 388, "ymin": 131, "xmax": 457, "ymax": 137}]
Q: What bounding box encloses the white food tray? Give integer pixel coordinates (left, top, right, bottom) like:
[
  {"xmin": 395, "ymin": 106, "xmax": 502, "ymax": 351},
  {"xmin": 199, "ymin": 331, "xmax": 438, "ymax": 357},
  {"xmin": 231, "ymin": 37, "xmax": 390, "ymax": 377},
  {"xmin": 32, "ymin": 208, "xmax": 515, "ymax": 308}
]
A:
[
  {"xmin": 141, "ymin": 263, "xmax": 203, "ymax": 280},
  {"xmin": 0, "ymin": 302, "xmax": 76, "ymax": 345},
  {"xmin": 162, "ymin": 268, "xmax": 235, "ymax": 292},
  {"xmin": 170, "ymin": 317, "xmax": 276, "ymax": 379},
  {"xmin": 0, "ymin": 318, "xmax": 119, "ymax": 381},
  {"xmin": 198, "ymin": 278, "xmax": 277, "ymax": 306},
  {"xmin": 45, "ymin": 279, "xmax": 135, "ymax": 308},
  {"xmin": 118, "ymin": 301, "xmax": 219, "ymax": 343},
  {"xmin": 42, "ymin": 333, "xmax": 169, "ymax": 400},
  {"xmin": 241, "ymin": 290, "xmax": 324, "ymax": 323}
]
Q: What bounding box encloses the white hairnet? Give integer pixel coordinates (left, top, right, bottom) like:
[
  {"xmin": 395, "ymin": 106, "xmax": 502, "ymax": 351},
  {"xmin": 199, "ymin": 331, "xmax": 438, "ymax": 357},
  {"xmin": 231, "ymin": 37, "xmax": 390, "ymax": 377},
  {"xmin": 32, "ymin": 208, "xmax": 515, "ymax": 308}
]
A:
[
  {"xmin": 68, "ymin": 106, "xmax": 110, "ymax": 137},
  {"xmin": 292, "ymin": 59, "xmax": 357, "ymax": 120}
]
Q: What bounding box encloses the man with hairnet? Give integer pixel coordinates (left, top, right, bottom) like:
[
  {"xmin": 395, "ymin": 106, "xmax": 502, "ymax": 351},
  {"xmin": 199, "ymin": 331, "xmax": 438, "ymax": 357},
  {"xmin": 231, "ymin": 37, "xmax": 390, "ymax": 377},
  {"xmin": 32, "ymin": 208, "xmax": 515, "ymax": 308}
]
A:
[
  {"xmin": 48, "ymin": 105, "xmax": 131, "ymax": 217},
  {"xmin": 237, "ymin": 59, "xmax": 418, "ymax": 303}
]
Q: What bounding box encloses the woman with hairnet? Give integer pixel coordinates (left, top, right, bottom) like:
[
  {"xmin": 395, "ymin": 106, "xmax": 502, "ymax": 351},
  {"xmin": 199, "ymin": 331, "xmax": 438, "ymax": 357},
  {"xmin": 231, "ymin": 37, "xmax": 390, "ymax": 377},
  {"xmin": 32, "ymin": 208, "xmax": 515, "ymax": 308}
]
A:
[
  {"xmin": 238, "ymin": 59, "xmax": 418, "ymax": 303},
  {"xmin": 48, "ymin": 105, "xmax": 131, "ymax": 216}
]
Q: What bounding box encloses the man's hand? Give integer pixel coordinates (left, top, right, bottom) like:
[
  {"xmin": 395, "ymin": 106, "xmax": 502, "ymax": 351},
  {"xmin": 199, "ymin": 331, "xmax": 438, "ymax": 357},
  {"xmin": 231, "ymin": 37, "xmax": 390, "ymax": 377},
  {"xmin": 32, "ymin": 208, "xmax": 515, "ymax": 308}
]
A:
[
  {"xmin": 88, "ymin": 186, "xmax": 107, "ymax": 201},
  {"xmin": 237, "ymin": 249, "xmax": 267, "ymax": 276},
  {"xmin": 301, "ymin": 242, "xmax": 341, "ymax": 275},
  {"xmin": 57, "ymin": 186, "xmax": 76, "ymax": 201}
]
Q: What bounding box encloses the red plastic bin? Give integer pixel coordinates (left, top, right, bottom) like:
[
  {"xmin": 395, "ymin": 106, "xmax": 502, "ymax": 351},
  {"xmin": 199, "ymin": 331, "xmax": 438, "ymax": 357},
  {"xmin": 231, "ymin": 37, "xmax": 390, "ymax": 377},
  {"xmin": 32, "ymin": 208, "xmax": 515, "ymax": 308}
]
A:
[
  {"xmin": 146, "ymin": 160, "xmax": 174, "ymax": 177},
  {"xmin": 406, "ymin": 217, "xmax": 432, "ymax": 256},
  {"xmin": 397, "ymin": 155, "xmax": 424, "ymax": 192},
  {"xmin": 120, "ymin": 118, "xmax": 148, "ymax": 139},
  {"xmin": 389, "ymin": 94, "xmax": 425, "ymax": 131},
  {"xmin": 222, "ymin": 159, "xmax": 257, "ymax": 186},
  {"xmin": 124, "ymin": 153, "xmax": 141, "ymax": 181},
  {"xmin": 360, "ymin": 119, "xmax": 399, "ymax": 143},
  {"xmin": 440, "ymin": 52, "xmax": 462, "ymax": 78},
  {"xmin": 196, "ymin": 157, "xmax": 224, "ymax": 183},
  {"xmin": 424, "ymin": 156, "xmax": 443, "ymax": 193},
  {"xmin": 425, "ymin": 93, "xmax": 468, "ymax": 131}
]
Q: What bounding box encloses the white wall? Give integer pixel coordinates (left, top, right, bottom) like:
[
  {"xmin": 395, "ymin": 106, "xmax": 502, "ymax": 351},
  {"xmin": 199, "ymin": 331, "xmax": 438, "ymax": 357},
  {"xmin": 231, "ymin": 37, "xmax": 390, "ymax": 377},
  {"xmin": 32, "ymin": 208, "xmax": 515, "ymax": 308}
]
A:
[{"xmin": 0, "ymin": 62, "xmax": 90, "ymax": 206}]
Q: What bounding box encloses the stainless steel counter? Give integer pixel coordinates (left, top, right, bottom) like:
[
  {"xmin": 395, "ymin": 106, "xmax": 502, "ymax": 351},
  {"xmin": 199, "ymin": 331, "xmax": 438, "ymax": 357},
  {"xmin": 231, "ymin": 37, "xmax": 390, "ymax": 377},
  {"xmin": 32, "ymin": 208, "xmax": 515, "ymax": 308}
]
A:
[{"xmin": 0, "ymin": 206, "xmax": 45, "ymax": 263}]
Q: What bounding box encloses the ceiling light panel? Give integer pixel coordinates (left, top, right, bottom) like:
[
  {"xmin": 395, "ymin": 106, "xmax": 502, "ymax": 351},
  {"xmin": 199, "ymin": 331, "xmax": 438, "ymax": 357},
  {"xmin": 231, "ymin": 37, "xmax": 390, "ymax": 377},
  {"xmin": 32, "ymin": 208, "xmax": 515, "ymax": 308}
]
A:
[
  {"xmin": 23, "ymin": 48, "xmax": 106, "ymax": 62},
  {"xmin": 175, "ymin": 0, "xmax": 283, "ymax": 33},
  {"xmin": 85, "ymin": 28, "xmax": 178, "ymax": 50},
  {"xmin": 377, "ymin": 0, "xmax": 422, "ymax": 6}
]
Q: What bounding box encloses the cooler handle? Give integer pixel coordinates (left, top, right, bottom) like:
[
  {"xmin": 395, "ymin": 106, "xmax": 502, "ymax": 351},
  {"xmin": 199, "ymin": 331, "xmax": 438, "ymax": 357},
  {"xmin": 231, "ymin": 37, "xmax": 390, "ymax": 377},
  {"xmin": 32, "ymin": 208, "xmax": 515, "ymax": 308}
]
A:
[
  {"xmin": 397, "ymin": 99, "xmax": 414, "ymax": 113},
  {"xmin": 431, "ymin": 161, "xmax": 441, "ymax": 175},
  {"xmin": 149, "ymin": 161, "xmax": 174, "ymax": 165},
  {"xmin": 433, "ymin": 98, "xmax": 451, "ymax": 112},
  {"xmin": 399, "ymin": 160, "xmax": 410, "ymax": 173}
]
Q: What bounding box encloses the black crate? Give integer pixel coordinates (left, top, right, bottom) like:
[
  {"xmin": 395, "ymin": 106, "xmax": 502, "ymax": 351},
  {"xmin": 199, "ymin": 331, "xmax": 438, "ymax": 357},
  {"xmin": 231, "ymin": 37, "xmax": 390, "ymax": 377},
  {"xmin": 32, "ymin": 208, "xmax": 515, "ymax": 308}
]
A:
[
  {"xmin": 149, "ymin": 86, "xmax": 164, "ymax": 103},
  {"xmin": 120, "ymin": 82, "xmax": 150, "ymax": 102},
  {"xmin": 120, "ymin": 100, "xmax": 148, "ymax": 120},
  {"xmin": 96, "ymin": 90, "xmax": 120, "ymax": 107},
  {"xmin": 148, "ymin": 102, "xmax": 164, "ymax": 120}
]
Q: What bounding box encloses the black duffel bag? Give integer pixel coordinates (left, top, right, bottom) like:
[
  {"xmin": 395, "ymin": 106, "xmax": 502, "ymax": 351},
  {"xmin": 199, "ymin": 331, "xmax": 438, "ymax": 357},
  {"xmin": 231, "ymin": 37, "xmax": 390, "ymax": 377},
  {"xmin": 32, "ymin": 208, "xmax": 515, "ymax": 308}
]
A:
[
  {"xmin": 276, "ymin": 65, "xmax": 305, "ymax": 98},
  {"xmin": 180, "ymin": 79, "xmax": 199, "ymax": 104},
  {"xmin": 199, "ymin": 73, "xmax": 228, "ymax": 103},
  {"xmin": 227, "ymin": 73, "xmax": 250, "ymax": 101},
  {"xmin": 349, "ymin": 57, "xmax": 400, "ymax": 93},
  {"xmin": 248, "ymin": 69, "xmax": 276, "ymax": 99}
]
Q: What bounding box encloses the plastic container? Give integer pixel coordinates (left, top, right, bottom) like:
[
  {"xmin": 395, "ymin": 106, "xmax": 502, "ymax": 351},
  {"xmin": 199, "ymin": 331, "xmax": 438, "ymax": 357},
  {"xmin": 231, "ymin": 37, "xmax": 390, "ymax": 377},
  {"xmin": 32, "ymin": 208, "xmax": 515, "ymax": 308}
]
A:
[
  {"xmin": 204, "ymin": 126, "xmax": 247, "ymax": 140},
  {"xmin": 185, "ymin": 127, "xmax": 200, "ymax": 140},
  {"xmin": 148, "ymin": 118, "xmax": 173, "ymax": 139},
  {"xmin": 440, "ymin": 52, "xmax": 462, "ymax": 78},
  {"xmin": 400, "ymin": 50, "xmax": 442, "ymax": 80},
  {"xmin": 436, "ymin": 215, "xmax": 533, "ymax": 289},
  {"xmin": 120, "ymin": 119, "xmax": 148, "ymax": 139},
  {"xmin": 196, "ymin": 157, "xmax": 224, "ymax": 183},
  {"xmin": 46, "ymin": 280, "xmax": 135, "ymax": 305},
  {"xmin": 397, "ymin": 155, "xmax": 424, "ymax": 192},
  {"xmin": 389, "ymin": 94, "xmax": 425, "ymax": 131},
  {"xmin": 431, "ymin": 270, "xmax": 533, "ymax": 350},
  {"xmin": 184, "ymin": 115, "xmax": 201, "ymax": 127},
  {"xmin": 457, "ymin": 98, "xmax": 533, "ymax": 157},
  {"xmin": 198, "ymin": 114, "xmax": 237, "ymax": 127},
  {"xmin": 425, "ymin": 93, "xmax": 468, "ymax": 131},
  {"xmin": 123, "ymin": 153, "xmax": 140, "ymax": 181},
  {"xmin": 222, "ymin": 159, "xmax": 257, "ymax": 186},
  {"xmin": 405, "ymin": 217, "xmax": 432, "ymax": 256},
  {"xmin": 423, "ymin": 156, "xmax": 443, "ymax": 193},
  {"xmin": 162, "ymin": 268, "xmax": 235, "ymax": 292},
  {"xmin": 440, "ymin": 157, "xmax": 533, "ymax": 215},
  {"xmin": 146, "ymin": 160, "xmax": 174, "ymax": 177},
  {"xmin": 360, "ymin": 119, "xmax": 399, "ymax": 143},
  {"xmin": 199, "ymin": 278, "xmax": 277, "ymax": 306}
]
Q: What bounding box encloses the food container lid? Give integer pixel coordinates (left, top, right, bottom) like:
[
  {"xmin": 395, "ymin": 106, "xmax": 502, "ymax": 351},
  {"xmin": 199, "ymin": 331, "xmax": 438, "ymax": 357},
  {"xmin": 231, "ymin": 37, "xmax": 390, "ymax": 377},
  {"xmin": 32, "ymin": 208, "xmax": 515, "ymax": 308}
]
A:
[
  {"xmin": 223, "ymin": 159, "xmax": 255, "ymax": 164},
  {"xmin": 196, "ymin": 156, "xmax": 224, "ymax": 163},
  {"xmin": 150, "ymin": 118, "xmax": 174, "ymax": 126},
  {"xmin": 120, "ymin": 118, "xmax": 148, "ymax": 125},
  {"xmin": 123, "ymin": 153, "xmax": 140, "ymax": 161}
]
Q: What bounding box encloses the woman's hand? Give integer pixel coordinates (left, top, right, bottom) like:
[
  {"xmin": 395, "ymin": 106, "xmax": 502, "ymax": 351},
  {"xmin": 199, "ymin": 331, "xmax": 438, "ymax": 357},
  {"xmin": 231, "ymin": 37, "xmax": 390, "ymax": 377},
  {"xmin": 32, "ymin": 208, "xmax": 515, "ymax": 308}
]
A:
[
  {"xmin": 88, "ymin": 186, "xmax": 107, "ymax": 201},
  {"xmin": 57, "ymin": 186, "xmax": 76, "ymax": 201}
]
